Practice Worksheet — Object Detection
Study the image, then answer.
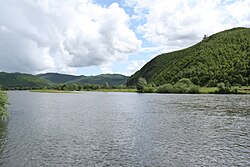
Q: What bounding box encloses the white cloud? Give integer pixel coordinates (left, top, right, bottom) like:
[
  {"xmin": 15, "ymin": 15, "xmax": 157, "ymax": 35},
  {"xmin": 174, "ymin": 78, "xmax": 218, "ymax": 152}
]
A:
[
  {"xmin": 100, "ymin": 63, "xmax": 113, "ymax": 74},
  {"xmin": 0, "ymin": 0, "xmax": 249, "ymax": 75},
  {"xmin": 127, "ymin": 0, "xmax": 250, "ymax": 47},
  {"xmin": 0, "ymin": 0, "xmax": 141, "ymax": 74},
  {"xmin": 127, "ymin": 60, "xmax": 147, "ymax": 75},
  {"xmin": 225, "ymin": 0, "xmax": 250, "ymax": 26}
]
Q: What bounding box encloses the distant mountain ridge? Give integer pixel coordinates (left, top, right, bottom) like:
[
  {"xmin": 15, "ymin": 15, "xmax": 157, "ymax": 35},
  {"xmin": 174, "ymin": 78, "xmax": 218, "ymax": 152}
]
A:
[
  {"xmin": 0, "ymin": 72, "xmax": 49, "ymax": 89},
  {"xmin": 38, "ymin": 73, "xmax": 84, "ymax": 84},
  {"xmin": 0, "ymin": 72, "xmax": 128, "ymax": 89},
  {"xmin": 127, "ymin": 27, "xmax": 250, "ymax": 86}
]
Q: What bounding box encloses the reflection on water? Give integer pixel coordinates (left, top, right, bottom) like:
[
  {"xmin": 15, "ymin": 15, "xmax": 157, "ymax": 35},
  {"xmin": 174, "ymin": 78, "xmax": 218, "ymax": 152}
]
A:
[{"xmin": 0, "ymin": 91, "xmax": 249, "ymax": 166}]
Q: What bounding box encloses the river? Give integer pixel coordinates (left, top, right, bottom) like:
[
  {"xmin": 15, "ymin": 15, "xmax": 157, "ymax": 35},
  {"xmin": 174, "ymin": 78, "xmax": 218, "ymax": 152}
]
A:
[{"xmin": 0, "ymin": 91, "xmax": 249, "ymax": 166}]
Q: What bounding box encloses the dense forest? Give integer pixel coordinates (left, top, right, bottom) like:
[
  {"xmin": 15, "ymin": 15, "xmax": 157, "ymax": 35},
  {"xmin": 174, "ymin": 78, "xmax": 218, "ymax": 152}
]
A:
[
  {"xmin": 0, "ymin": 72, "xmax": 49, "ymax": 89},
  {"xmin": 0, "ymin": 72, "xmax": 128, "ymax": 90},
  {"xmin": 127, "ymin": 27, "xmax": 250, "ymax": 87}
]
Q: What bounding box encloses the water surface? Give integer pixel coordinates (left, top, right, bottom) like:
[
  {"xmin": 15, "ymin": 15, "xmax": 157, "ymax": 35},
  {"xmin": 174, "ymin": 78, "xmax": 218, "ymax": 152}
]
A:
[{"xmin": 0, "ymin": 91, "xmax": 249, "ymax": 166}]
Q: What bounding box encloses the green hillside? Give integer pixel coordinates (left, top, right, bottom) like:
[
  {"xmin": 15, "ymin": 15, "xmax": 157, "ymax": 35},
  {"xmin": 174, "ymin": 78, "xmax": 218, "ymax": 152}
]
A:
[
  {"xmin": 0, "ymin": 72, "xmax": 128, "ymax": 89},
  {"xmin": 0, "ymin": 72, "xmax": 49, "ymax": 89},
  {"xmin": 38, "ymin": 73, "xmax": 82, "ymax": 84},
  {"xmin": 69, "ymin": 74, "xmax": 128, "ymax": 86},
  {"xmin": 127, "ymin": 27, "xmax": 250, "ymax": 86}
]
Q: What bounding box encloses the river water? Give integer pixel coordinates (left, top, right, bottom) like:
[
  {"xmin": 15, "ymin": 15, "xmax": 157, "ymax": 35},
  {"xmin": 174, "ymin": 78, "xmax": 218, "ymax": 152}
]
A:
[{"xmin": 0, "ymin": 91, "xmax": 249, "ymax": 166}]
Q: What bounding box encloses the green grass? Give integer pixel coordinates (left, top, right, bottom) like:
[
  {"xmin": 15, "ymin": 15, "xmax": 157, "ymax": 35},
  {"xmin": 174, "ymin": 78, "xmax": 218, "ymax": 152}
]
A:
[
  {"xmin": 31, "ymin": 87, "xmax": 250, "ymax": 94},
  {"xmin": 31, "ymin": 89, "xmax": 75, "ymax": 93},
  {"xmin": 236, "ymin": 86, "xmax": 250, "ymax": 94},
  {"xmin": 200, "ymin": 87, "xmax": 218, "ymax": 94},
  {"xmin": 95, "ymin": 89, "xmax": 137, "ymax": 92},
  {"xmin": 200, "ymin": 86, "xmax": 250, "ymax": 94},
  {"xmin": 31, "ymin": 88, "xmax": 137, "ymax": 93}
]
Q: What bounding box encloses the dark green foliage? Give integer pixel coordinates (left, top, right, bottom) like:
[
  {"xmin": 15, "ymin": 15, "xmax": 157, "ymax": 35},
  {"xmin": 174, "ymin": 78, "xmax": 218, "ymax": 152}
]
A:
[
  {"xmin": 143, "ymin": 86, "xmax": 155, "ymax": 93},
  {"xmin": 155, "ymin": 78, "xmax": 200, "ymax": 94},
  {"xmin": 38, "ymin": 73, "xmax": 128, "ymax": 86},
  {"xmin": 38, "ymin": 73, "xmax": 81, "ymax": 84},
  {"xmin": 0, "ymin": 72, "xmax": 128, "ymax": 90},
  {"xmin": 127, "ymin": 27, "xmax": 250, "ymax": 87},
  {"xmin": 0, "ymin": 90, "xmax": 8, "ymax": 120},
  {"xmin": 156, "ymin": 84, "xmax": 173, "ymax": 93},
  {"xmin": 69, "ymin": 74, "xmax": 128, "ymax": 86},
  {"xmin": 136, "ymin": 77, "xmax": 148, "ymax": 92},
  {"xmin": 216, "ymin": 82, "xmax": 238, "ymax": 94},
  {"xmin": 0, "ymin": 72, "xmax": 49, "ymax": 90},
  {"xmin": 104, "ymin": 81, "xmax": 110, "ymax": 89}
]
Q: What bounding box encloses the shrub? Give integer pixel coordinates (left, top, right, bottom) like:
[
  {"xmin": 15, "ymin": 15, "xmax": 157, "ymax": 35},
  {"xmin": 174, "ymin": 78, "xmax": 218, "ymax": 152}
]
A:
[
  {"xmin": 143, "ymin": 86, "xmax": 155, "ymax": 93},
  {"xmin": 156, "ymin": 84, "xmax": 173, "ymax": 93},
  {"xmin": 136, "ymin": 77, "xmax": 148, "ymax": 92},
  {"xmin": 172, "ymin": 82, "xmax": 187, "ymax": 93},
  {"xmin": 0, "ymin": 90, "xmax": 8, "ymax": 120},
  {"xmin": 186, "ymin": 85, "xmax": 200, "ymax": 94},
  {"xmin": 215, "ymin": 82, "xmax": 240, "ymax": 94},
  {"xmin": 216, "ymin": 83, "xmax": 231, "ymax": 94},
  {"xmin": 150, "ymin": 78, "xmax": 201, "ymax": 94}
]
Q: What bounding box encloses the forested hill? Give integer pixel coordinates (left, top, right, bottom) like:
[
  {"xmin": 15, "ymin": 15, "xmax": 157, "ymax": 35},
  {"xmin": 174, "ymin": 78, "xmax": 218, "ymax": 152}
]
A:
[
  {"xmin": 68, "ymin": 74, "xmax": 129, "ymax": 86},
  {"xmin": 0, "ymin": 72, "xmax": 129, "ymax": 89},
  {"xmin": 37, "ymin": 73, "xmax": 82, "ymax": 84},
  {"xmin": 0, "ymin": 72, "xmax": 49, "ymax": 89},
  {"xmin": 127, "ymin": 27, "xmax": 250, "ymax": 87},
  {"xmin": 38, "ymin": 73, "xmax": 128, "ymax": 86}
]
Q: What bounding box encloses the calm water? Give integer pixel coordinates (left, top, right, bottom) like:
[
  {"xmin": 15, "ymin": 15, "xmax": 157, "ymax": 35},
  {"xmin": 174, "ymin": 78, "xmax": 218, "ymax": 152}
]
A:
[{"xmin": 0, "ymin": 91, "xmax": 249, "ymax": 166}]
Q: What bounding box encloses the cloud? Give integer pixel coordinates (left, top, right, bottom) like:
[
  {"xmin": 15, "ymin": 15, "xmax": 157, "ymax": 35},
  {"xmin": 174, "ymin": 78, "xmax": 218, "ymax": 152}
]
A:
[
  {"xmin": 0, "ymin": 0, "xmax": 249, "ymax": 75},
  {"xmin": 127, "ymin": 60, "xmax": 147, "ymax": 75},
  {"xmin": 127, "ymin": 0, "xmax": 250, "ymax": 47},
  {"xmin": 0, "ymin": 0, "xmax": 141, "ymax": 74}
]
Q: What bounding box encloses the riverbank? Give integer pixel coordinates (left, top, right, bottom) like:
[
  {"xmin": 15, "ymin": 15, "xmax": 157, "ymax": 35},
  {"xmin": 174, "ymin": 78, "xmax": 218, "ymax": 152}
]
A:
[
  {"xmin": 200, "ymin": 86, "xmax": 250, "ymax": 94},
  {"xmin": 31, "ymin": 90, "xmax": 76, "ymax": 93},
  {"xmin": 29, "ymin": 86, "xmax": 250, "ymax": 94},
  {"xmin": 30, "ymin": 89, "xmax": 137, "ymax": 93},
  {"xmin": 0, "ymin": 90, "xmax": 8, "ymax": 120}
]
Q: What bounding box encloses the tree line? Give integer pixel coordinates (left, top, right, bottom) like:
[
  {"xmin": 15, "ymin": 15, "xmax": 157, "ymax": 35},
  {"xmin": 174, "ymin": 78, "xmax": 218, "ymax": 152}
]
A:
[{"xmin": 136, "ymin": 77, "xmax": 240, "ymax": 94}]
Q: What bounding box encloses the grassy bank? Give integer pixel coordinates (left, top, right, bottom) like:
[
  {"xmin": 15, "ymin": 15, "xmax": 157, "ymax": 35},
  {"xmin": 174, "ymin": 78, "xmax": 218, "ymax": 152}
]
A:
[
  {"xmin": 0, "ymin": 90, "xmax": 8, "ymax": 120},
  {"xmin": 30, "ymin": 87, "xmax": 250, "ymax": 94},
  {"xmin": 31, "ymin": 89, "xmax": 137, "ymax": 93},
  {"xmin": 200, "ymin": 87, "xmax": 218, "ymax": 94},
  {"xmin": 95, "ymin": 89, "xmax": 137, "ymax": 92},
  {"xmin": 31, "ymin": 89, "xmax": 75, "ymax": 93},
  {"xmin": 200, "ymin": 86, "xmax": 250, "ymax": 94}
]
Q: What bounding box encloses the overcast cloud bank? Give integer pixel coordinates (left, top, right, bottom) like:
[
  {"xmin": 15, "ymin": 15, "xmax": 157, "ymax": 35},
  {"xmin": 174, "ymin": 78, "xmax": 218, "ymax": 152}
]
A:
[{"xmin": 0, "ymin": 0, "xmax": 249, "ymax": 75}]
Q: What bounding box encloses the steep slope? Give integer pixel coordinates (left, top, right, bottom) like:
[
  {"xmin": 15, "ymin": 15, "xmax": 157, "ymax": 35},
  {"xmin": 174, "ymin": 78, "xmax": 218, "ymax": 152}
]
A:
[
  {"xmin": 127, "ymin": 27, "xmax": 250, "ymax": 86},
  {"xmin": 69, "ymin": 74, "xmax": 128, "ymax": 86},
  {"xmin": 38, "ymin": 73, "xmax": 82, "ymax": 84},
  {"xmin": 0, "ymin": 72, "xmax": 49, "ymax": 89}
]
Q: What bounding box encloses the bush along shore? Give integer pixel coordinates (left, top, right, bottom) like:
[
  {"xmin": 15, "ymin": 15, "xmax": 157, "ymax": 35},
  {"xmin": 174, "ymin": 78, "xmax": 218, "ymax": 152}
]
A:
[
  {"xmin": 135, "ymin": 77, "xmax": 250, "ymax": 94},
  {"xmin": 0, "ymin": 90, "xmax": 8, "ymax": 120},
  {"xmin": 0, "ymin": 78, "xmax": 249, "ymax": 94}
]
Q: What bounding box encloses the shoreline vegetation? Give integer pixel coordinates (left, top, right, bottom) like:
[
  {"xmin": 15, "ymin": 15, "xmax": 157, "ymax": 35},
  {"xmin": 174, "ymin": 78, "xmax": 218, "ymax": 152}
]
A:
[
  {"xmin": 0, "ymin": 90, "xmax": 8, "ymax": 120},
  {"xmin": 28, "ymin": 86, "xmax": 250, "ymax": 94},
  {"xmin": 25, "ymin": 78, "xmax": 250, "ymax": 94},
  {"xmin": 2, "ymin": 78, "xmax": 250, "ymax": 95},
  {"xmin": 135, "ymin": 77, "xmax": 250, "ymax": 94}
]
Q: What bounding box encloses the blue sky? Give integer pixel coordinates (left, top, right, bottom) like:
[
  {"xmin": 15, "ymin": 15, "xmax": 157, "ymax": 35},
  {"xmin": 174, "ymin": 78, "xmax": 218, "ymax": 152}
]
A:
[{"xmin": 0, "ymin": 0, "xmax": 249, "ymax": 76}]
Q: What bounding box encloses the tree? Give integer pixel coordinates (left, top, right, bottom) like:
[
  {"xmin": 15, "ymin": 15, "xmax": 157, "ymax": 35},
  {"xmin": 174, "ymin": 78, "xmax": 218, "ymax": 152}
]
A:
[
  {"xmin": 104, "ymin": 81, "xmax": 109, "ymax": 89},
  {"xmin": 136, "ymin": 77, "xmax": 147, "ymax": 92},
  {"xmin": 203, "ymin": 34, "xmax": 207, "ymax": 40}
]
